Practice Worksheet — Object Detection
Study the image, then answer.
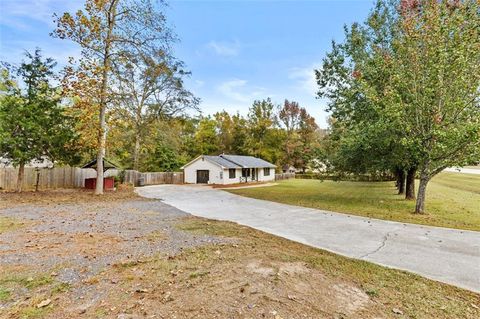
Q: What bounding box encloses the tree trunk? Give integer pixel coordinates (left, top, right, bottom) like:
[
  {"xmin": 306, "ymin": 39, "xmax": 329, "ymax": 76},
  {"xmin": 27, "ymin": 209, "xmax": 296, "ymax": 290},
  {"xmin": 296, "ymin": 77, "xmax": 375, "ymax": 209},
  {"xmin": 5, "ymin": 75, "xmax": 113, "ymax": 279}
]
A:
[
  {"xmin": 35, "ymin": 169, "xmax": 41, "ymax": 192},
  {"xmin": 16, "ymin": 161, "xmax": 25, "ymax": 192},
  {"xmin": 405, "ymin": 167, "xmax": 416, "ymax": 200},
  {"xmin": 415, "ymin": 173, "xmax": 430, "ymax": 214},
  {"xmin": 396, "ymin": 169, "xmax": 405, "ymax": 194},
  {"xmin": 133, "ymin": 132, "xmax": 140, "ymax": 171},
  {"xmin": 95, "ymin": 0, "xmax": 118, "ymax": 195}
]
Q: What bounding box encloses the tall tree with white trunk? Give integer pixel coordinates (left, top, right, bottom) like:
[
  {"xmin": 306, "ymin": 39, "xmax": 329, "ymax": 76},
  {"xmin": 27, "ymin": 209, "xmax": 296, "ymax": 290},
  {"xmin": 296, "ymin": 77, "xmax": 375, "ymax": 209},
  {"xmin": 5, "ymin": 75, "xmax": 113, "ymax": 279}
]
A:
[{"xmin": 54, "ymin": 0, "xmax": 180, "ymax": 193}]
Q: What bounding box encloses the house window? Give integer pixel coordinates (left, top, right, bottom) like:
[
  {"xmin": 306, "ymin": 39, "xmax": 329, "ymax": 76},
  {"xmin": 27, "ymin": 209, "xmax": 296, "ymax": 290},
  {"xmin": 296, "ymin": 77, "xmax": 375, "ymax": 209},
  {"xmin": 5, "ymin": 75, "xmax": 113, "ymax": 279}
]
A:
[
  {"xmin": 264, "ymin": 168, "xmax": 270, "ymax": 176},
  {"xmin": 220, "ymin": 171, "xmax": 223, "ymax": 179},
  {"xmin": 229, "ymin": 169, "xmax": 236, "ymax": 179}
]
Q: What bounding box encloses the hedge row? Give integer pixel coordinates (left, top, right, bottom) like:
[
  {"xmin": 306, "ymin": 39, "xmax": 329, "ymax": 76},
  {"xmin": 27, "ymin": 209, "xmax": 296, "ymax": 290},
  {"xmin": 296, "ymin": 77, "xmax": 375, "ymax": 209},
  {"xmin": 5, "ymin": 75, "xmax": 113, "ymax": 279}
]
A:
[{"xmin": 295, "ymin": 173, "xmax": 395, "ymax": 182}]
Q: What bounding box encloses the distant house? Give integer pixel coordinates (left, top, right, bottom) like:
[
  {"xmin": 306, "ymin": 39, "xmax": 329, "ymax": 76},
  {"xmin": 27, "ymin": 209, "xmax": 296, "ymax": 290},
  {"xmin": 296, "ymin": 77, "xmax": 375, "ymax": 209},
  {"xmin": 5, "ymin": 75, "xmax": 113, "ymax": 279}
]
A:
[
  {"xmin": 282, "ymin": 165, "xmax": 298, "ymax": 174},
  {"xmin": 0, "ymin": 156, "xmax": 53, "ymax": 168},
  {"xmin": 182, "ymin": 154, "xmax": 276, "ymax": 185}
]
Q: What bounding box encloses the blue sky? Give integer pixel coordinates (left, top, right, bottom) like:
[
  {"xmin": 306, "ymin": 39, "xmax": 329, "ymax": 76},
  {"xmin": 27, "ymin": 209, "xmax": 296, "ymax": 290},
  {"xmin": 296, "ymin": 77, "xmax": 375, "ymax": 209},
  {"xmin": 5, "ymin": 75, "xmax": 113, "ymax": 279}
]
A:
[{"xmin": 0, "ymin": 0, "xmax": 373, "ymax": 128}]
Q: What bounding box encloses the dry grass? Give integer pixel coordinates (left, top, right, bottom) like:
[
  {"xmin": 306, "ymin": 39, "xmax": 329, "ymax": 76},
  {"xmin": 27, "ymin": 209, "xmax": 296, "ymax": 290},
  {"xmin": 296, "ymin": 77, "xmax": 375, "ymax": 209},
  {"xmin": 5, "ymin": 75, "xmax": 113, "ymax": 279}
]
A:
[
  {"xmin": 0, "ymin": 185, "xmax": 138, "ymax": 209},
  {"xmin": 0, "ymin": 217, "xmax": 27, "ymax": 235},
  {"xmin": 19, "ymin": 217, "xmax": 477, "ymax": 319}
]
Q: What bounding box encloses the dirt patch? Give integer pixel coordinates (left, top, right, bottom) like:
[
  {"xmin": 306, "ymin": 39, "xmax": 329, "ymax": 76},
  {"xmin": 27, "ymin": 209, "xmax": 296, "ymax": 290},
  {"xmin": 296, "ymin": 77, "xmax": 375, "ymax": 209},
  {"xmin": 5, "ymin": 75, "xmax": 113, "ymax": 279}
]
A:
[
  {"xmin": 0, "ymin": 191, "xmax": 479, "ymax": 319},
  {"xmin": 331, "ymin": 283, "xmax": 371, "ymax": 315},
  {"xmin": 4, "ymin": 231, "xmax": 124, "ymax": 259},
  {"xmin": 0, "ymin": 190, "xmax": 225, "ymax": 318},
  {"xmin": 0, "ymin": 188, "xmax": 138, "ymax": 209}
]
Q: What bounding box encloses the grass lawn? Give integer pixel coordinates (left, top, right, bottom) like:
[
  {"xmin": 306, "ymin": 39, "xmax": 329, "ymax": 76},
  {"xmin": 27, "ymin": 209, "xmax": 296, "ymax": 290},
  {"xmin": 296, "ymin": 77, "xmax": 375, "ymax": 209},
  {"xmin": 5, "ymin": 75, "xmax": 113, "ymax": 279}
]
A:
[{"xmin": 228, "ymin": 172, "xmax": 480, "ymax": 231}]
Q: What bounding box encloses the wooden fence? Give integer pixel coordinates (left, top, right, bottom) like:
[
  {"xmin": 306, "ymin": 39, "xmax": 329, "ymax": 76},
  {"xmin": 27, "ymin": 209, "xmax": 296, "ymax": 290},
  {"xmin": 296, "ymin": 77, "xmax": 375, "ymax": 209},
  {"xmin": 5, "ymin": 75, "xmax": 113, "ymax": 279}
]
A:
[
  {"xmin": 124, "ymin": 171, "xmax": 183, "ymax": 186},
  {"xmin": 275, "ymin": 173, "xmax": 296, "ymax": 181},
  {"xmin": 0, "ymin": 166, "xmax": 182, "ymax": 191}
]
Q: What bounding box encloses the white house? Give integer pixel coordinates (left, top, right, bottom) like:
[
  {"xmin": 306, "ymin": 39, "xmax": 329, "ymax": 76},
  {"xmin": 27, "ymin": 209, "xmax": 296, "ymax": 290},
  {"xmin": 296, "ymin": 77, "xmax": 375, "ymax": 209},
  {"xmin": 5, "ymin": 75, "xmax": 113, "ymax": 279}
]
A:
[{"xmin": 182, "ymin": 154, "xmax": 276, "ymax": 185}]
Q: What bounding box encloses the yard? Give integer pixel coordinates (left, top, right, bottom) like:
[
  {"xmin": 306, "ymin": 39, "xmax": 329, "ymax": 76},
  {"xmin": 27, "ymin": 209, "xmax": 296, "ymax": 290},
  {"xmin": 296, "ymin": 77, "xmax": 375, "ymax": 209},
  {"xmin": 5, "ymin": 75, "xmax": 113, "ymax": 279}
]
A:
[
  {"xmin": 228, "ymin": 172, "xmax": 480, "ymax": 231},
  {"xmin": 0, "ymin": 189, "xmax": 479, "ymax": 318}
]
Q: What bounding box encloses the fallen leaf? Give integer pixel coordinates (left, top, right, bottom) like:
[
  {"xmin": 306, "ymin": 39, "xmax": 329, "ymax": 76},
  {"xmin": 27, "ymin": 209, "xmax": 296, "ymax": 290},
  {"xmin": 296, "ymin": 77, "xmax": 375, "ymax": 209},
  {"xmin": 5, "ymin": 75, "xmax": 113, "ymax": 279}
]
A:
[
  {"xmin": 392, "ymin": 308, "xmax": 403, "ymax": 315},
  {"xmin": 36, "ymin": 299, "xmax": 51, "ymax": 308}
]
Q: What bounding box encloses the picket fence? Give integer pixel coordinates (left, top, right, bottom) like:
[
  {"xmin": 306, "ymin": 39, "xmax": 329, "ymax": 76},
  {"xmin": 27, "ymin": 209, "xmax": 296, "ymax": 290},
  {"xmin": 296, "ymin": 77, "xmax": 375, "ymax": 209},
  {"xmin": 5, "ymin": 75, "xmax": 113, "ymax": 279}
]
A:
[{"xmin": 0, "ymin": 166, "xmax": 183, "ymax": 191}]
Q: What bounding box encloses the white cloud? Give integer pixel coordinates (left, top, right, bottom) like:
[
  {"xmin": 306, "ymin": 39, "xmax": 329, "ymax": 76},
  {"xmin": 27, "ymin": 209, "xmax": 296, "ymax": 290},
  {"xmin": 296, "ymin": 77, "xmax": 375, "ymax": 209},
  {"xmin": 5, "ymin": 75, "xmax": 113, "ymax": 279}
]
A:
[
  {"xmin": 206, "ymin": 40, "xmax": 241, "ymax": 57},
  {"xmin": 288, "ymin": 62, "xmax": 322, "ymax": 95},
  {"xmin": 216, "ymin": 79, "xmax": 268, "ymax": 103}
]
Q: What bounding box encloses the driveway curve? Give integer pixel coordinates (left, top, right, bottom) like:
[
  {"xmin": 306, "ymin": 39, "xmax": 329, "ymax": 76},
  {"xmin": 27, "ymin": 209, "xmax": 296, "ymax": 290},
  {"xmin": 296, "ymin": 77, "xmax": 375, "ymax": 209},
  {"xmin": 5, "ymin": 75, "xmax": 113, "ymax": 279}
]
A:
[{"xmin": 136, "ymin": 184, "xmax": 480, "ymax": 293}]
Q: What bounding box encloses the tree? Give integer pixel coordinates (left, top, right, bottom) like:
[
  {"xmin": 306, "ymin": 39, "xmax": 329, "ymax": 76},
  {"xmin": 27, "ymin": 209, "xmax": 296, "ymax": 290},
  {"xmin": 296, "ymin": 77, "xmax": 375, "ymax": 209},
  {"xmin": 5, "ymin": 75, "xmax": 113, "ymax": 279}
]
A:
[
  {"xmin": 54, "ymin": 0, "xmax": 178, "ymax": 194},
  {"xmin": 230, "ymin": 113, "xmax": 249, "ymax": 155},
  {"xmin": 279, "ymin": 100, "xmax": 319, "ymax": 171},
  {"xmin": 245, "ymin": 98, "xmax": 284, "ymax": 164},
  {"xmin": 390, "ymin": 0, "xmax": 480, "ymax": 213},
  {"xmin": 317, "ymin": 0, "xmax": 480, "ymax": 212},
  {"xmin": 194, "ymin": 116, "xmax": 220, "ymax": 155},
  {"xmin": 316, "ymin": 1, "xmax": 403, "ymax": 178},
  {"xmin": 214, "ymin": 111, "xmax": 234, "ymax": 154},
  {"xmin": 0, "ymin": 50, "xmax": 79, "ymax": 192},
  {"xmin": 316, "ymin": 0, "xmax": 421, "ymax": 197},
  {"xmin": 113, "ymin": 49, "xmax": 199, "ymax": 170},
  {"xmin": 279, "ymin": 100, "xmax": 302, "ymax": 166}
]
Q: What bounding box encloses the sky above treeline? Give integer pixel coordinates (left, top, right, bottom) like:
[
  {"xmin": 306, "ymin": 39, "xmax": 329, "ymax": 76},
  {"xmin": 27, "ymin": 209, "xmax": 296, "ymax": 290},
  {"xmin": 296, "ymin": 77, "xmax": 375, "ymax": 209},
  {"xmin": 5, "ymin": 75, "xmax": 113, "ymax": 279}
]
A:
[{"xmin": 0, "ymin": 0, "xmax": 373, "ymax": 128}]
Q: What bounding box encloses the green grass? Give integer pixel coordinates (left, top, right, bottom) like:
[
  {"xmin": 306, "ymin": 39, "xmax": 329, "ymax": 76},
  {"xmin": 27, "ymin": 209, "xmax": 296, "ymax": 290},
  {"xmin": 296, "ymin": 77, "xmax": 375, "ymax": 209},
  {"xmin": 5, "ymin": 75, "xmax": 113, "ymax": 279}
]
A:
[
  {"xmin": 0, "ymin": 286, "xmax": 11, "ymax": 301},
  {"xmin": 228, "ymin": 172, "xmax": 480, "ymax": 231}
]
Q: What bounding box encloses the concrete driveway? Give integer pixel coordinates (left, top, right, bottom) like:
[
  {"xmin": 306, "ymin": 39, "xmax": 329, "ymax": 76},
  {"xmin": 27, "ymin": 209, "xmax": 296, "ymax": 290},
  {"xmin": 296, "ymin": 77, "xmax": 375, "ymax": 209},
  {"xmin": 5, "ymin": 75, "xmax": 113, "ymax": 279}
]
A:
[
  {"xmin": 136, "ymin": 185, "xmax": 480, "ymax": 293},
  {"xmin": 445, "ymin": 167, "xmax": 480, "ymax": 175}
]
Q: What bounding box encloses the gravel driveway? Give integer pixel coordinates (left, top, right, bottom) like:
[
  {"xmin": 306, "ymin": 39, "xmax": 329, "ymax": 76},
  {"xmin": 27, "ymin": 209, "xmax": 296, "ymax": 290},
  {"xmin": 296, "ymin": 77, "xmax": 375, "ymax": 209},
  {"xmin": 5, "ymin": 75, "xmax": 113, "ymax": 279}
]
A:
[
  {"xmin": 137, "ymin": 184, "xmax": 480, "ymax": 293},
  {"xmin": 0, "ymin": 191, "xmax": 225, "ymax": 312}
]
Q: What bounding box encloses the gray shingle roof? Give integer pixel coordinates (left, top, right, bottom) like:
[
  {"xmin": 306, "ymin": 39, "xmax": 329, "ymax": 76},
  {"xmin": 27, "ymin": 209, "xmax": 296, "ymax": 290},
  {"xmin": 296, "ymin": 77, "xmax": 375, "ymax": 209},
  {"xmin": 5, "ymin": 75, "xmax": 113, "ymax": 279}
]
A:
[
  {"xmin": 203, "ymin": 155, "xmax": 241, "ymax": 168},
  {"xmin": 219, "ymin": 154, "xmax": 276, "ymax": 168},
  {"xmin": 189, "ymin": 154, "xmax": 276, "ymax": 169}
]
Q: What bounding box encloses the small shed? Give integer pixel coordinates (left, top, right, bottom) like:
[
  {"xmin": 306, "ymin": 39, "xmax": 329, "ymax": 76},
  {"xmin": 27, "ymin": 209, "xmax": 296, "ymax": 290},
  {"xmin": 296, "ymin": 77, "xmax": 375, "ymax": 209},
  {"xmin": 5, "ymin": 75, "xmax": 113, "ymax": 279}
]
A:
[{"xmin": 81, "ymin": 158, "xmax": 117, "ymax": 190}]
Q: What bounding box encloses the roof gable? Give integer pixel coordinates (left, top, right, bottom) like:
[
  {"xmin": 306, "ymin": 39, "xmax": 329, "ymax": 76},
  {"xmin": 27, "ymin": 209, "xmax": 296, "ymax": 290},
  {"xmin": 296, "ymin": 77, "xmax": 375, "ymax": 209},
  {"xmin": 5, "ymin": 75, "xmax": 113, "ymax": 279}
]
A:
[{"xmin": 181, "ymin": 155, "xmax": 241, "ymax": 169}]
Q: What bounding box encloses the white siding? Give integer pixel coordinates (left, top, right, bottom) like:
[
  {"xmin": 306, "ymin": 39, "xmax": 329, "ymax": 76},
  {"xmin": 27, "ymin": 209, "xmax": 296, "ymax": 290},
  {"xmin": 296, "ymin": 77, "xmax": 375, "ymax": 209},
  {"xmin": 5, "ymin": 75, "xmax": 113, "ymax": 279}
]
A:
[
  {"xmin": 183, "ymin": 157, "xmax": 275, "ymax": 185},
  {"xmin": 222, "ymin": 168, "xmax": 243, "ymax": 184},
  {"xmin": 183, "ymin": 158, "xmax": 224, "ymax": 184},
  {"xmin": 258, "ymin": 167, "xmax": 275, "ymax": 182}
]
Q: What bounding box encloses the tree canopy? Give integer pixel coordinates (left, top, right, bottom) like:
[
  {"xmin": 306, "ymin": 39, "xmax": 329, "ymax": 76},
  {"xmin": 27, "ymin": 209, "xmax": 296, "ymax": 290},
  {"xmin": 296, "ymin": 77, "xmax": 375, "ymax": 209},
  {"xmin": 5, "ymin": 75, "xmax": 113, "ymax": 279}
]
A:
[
  {"xmin": 316, "ymin": 0, "xmax": 480, "ymax": 212},
  {"xmin": 0, "ymin": 50, "xmax": 80, "ymax": 191}
]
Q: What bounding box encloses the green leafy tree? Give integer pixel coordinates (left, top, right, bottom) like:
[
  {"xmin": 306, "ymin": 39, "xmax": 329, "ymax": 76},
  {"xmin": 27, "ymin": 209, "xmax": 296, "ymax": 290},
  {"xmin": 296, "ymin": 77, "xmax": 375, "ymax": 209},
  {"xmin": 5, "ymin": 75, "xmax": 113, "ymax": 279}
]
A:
[
  {"xmin": 194, "ymin": 116, "xmax": 220, "ymax": 155},
  {"xmin": 390, "ymin": 0, "xmax": 480, "ymax": 213},
  {"xmin": 245, "ymin": 98, "xmax": 284, "ymax": 164},
  {"xmin": 279, "ymin": 100, "xmax": 319, "ymax": 171},
  {"xmin": 0, "ymin": 50, "xmax": 80, "ymax": 191},
  {"xmin": 316, "ymin": 0, "xmax": 418, "ymax": 198},
  {"xmin": 114, "ymin": 52, "xmax": 199, "ymax": 170},
  {"xmin": 214, "ymin": 111, "xmax": 235, "ymax": 154},
  {"xmin": 231, "ymin": 113, "xmax": 249, "ymax": 155},
  {"xmin": 317, "ymin": 0, "xmax": 480, "ymax": 212}
]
